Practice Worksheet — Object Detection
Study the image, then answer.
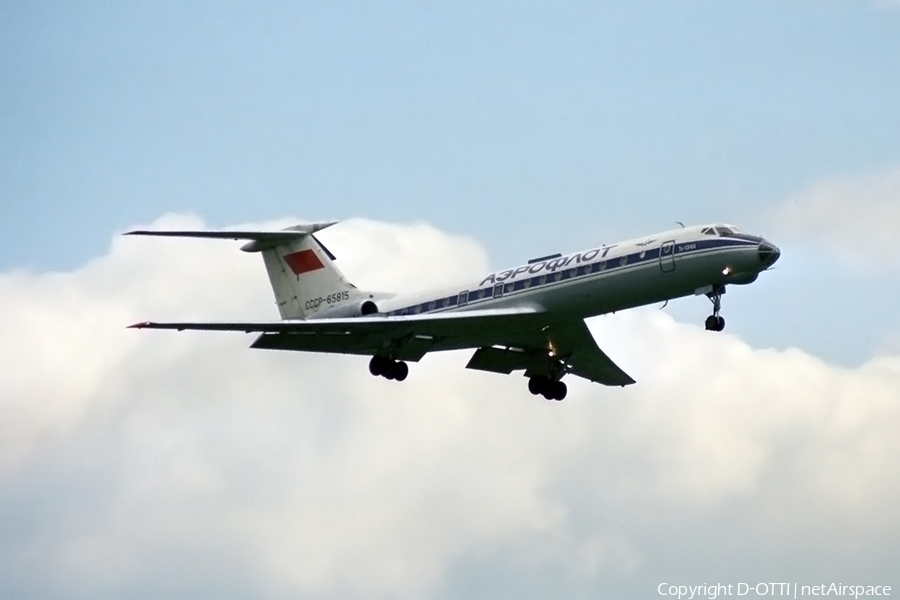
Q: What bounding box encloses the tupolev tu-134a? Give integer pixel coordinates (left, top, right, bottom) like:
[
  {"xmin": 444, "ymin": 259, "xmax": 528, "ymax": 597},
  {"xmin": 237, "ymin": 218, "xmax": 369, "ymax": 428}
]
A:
[{"xmin": 126, "ymin": 222, "xmax": 780, "ymax": 400}]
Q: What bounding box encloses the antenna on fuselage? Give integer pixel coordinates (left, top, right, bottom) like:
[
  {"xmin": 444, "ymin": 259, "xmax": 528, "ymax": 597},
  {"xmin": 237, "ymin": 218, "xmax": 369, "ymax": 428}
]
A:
[{"xmin": 675, "ymin": 221, "xmax": 685, "ymax": 228}]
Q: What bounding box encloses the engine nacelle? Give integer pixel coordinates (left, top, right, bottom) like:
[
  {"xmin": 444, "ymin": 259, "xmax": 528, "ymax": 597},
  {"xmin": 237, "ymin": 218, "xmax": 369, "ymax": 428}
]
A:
[{"xmin": 314, "ymin": 299, "xmax": 380, "ymax": 319}]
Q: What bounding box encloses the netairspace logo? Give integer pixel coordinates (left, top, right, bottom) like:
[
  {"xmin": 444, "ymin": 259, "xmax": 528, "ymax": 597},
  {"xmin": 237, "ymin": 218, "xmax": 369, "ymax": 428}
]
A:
[{"xmin": 658, "ymin": 583, "xmax": 892, "ymax": 599}]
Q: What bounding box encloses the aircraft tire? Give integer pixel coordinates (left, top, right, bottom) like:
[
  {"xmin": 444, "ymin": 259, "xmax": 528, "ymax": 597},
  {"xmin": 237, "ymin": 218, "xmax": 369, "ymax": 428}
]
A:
[
  {"xmin": 540, "ymin": 380, "xmax": 555, "ymax": 400},
  {"xmin": 528, "ymin": 377, "xmax": 544, "ymax": 395},
  {"xmin": 716, "ymin": 316, "xmax": 726, "ymax": 331},
  {"xmin": 554, "ymin": 381, "xmax": 567, "ymax": 401},
  {"xmin": 369, "ymin": 355, "xmax": 387, "ymax": 376},
  {"xmin": 394, "ymin": 361, "xmax": 409, "ymax": 381}
]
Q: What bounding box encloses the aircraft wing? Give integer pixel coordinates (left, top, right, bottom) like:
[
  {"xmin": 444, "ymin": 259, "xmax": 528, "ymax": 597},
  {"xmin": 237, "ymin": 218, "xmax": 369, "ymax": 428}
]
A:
[
  {"xmin": 544, "ymin": 320, "xmax": 636, "ymax": 386},
  {"xmin": 129, "ymin": 308, "xmax": 634, "ymax": 387},
  {"xmin": 464, "ymin": 319, "xmax": 635, "ymax": 387},
  {"xmin": 129, "ymin": 308, "xmax": 553, "ymax": 362}
]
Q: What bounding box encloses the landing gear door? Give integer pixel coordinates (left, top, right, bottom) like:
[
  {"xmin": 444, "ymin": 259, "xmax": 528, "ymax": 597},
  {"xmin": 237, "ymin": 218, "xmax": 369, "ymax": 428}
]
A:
[{"xmin": 659, "ymin": 240, "xmax": 675, "ymax": 272}]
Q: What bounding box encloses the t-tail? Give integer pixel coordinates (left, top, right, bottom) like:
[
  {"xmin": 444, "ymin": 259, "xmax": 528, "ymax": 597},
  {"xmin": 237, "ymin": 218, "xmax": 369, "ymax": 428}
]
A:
[{"xmin": 124, "ymin": 221, "xmax": 386, "ymax": 320}]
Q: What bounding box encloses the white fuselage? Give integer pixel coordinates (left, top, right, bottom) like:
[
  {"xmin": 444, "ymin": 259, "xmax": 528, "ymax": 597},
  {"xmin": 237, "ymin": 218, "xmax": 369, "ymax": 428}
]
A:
[
  {"xmin": 125, "ymin": 221, "xmax": 781, "ymax": 394},
  {"xmin": 377, "ymin": 224, "xmax": 779, "ymax": 321}
]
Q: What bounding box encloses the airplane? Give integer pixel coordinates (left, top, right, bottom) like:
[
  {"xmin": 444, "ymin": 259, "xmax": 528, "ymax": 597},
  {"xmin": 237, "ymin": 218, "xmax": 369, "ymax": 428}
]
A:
[{"xmin": 126, "ymin": 222, "xmax": 780, "ymax": 400}]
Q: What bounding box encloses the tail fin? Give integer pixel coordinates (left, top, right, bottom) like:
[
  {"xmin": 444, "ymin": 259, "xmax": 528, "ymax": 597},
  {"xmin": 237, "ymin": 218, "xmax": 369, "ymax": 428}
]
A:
[
  {"xmin": 125, "ymin": 221, "xmax": 378, "ymax": 320},
  {"xmin": 245, "ymin": 223, "xmax": 377, "ymax": 319}
]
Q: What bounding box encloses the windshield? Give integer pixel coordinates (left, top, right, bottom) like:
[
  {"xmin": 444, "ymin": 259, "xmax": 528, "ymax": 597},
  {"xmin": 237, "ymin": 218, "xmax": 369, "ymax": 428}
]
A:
[{"xmin": 704, "ymin": 225, "xmax": 741, "ymax": 236}]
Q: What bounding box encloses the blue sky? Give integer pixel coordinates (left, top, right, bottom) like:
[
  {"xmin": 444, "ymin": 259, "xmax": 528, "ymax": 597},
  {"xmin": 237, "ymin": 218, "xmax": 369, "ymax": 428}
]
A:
[
  {"xmin": 2, "ymin": 3, "xmax": 900, "ymax": 597},
  {"xmin": 3, "ymin": 0, "xmax": 900, "ymax": 366},
  {"xmin": 4, "ymin": 0, "xmax": 899, "ymax": 265}
]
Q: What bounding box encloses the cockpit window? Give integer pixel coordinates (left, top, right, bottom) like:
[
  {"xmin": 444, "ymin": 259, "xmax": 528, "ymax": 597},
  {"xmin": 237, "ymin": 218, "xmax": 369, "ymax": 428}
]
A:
[{"xmin": 703, "ymin": 225, "xmax": 741, "ymax": 236}]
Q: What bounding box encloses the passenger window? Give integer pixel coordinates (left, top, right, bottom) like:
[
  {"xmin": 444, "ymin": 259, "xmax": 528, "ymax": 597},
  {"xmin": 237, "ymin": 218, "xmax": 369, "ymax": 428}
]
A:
[{"xmin": 458, "ymin": 291, "xmax": 468, "ymax": 306}]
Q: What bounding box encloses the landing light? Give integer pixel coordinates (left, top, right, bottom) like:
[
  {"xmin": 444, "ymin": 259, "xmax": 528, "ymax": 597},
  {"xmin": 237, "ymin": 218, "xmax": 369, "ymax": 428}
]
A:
[{"xmin": 722, "ymin": 267, "xmax": 731, "ymax": 275}]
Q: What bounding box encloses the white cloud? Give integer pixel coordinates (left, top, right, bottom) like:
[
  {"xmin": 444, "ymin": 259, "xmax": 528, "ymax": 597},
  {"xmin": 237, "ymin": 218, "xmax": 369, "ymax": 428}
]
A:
[
  {"xmin": 1, "ymin": 216, "xmax": 899, "ymax": 598},
  {"xmin": 774, "ymin": 166, "xmax": 900, "ymax": 267}
]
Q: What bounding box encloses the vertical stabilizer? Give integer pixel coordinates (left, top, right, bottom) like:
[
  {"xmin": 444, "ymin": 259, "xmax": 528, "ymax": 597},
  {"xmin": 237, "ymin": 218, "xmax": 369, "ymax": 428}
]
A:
[
  {"xmin": 251, "ymin": 230, "xmax": 363, "ymax": 319},
  {"xmin": 125, "ymin": 222, "xmax": 371, "ymax": 320}
]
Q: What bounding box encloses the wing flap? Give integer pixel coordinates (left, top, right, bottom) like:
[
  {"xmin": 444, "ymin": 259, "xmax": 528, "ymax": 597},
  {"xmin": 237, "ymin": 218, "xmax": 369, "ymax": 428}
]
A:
[
  {"xmin": 566, "ymin": 348, "xmax": 635, "ymax": 386},
  {"xmin": 465, "ymin": 347, "xmax": 531, "ymax": 374},
  {"xmin": 251, "ymin": 331, "xmax": 437, "ymax": 362}
]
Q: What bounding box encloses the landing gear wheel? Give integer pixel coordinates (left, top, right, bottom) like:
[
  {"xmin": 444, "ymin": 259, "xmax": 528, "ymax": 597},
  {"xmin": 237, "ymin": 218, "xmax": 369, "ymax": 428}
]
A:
[
  {"xmin": 393, "ymin": 361, "xmax": 409, "ymax": 381},
  {"xmin": 369, "ymin": 355, "xmax": 388, "ymax": 376},
  {"xmin": 528, "ymin": 373, "xmax": 568, "ymax": 400},
  {"xmin": 554, "ymin": 381, "xmax": 567, "ymax": 401},
  {"xmin": 705, "ymin": 315, "xmax": 726, "ymax": 331},
  {"xmin": 371, "ymin": 356, "xmax": 408, "ymax": 381},
  {"xmin": 543, "ymin": 381, "xmax": 567, "ymax": 401}
]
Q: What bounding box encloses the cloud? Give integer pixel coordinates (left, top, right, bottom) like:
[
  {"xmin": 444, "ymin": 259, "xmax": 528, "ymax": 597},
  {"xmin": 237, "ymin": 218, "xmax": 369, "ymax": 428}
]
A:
[
  {"xmin": 773, "ymin": 166, "xmax": 900, "ymax": 267},
  {"xmin": 1, "ymin": 216, "xmax": 899, "ymax": 598}
]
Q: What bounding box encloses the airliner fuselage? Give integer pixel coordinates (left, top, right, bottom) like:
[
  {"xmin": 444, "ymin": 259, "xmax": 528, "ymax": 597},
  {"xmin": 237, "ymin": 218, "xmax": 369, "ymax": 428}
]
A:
[
  {"xmin": 126, "ymin": 222, "xmax": 780, "ymax": 400},
  {"xmin": 370, "ymin": 223, "xmax": 779, "ymax": 324}
]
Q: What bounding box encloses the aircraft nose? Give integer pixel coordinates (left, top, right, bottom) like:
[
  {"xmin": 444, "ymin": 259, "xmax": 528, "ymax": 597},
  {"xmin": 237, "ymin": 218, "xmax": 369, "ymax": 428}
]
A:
[{"xmin": 758, "ymin": 241, "xmax": 780, "ymax": 266}]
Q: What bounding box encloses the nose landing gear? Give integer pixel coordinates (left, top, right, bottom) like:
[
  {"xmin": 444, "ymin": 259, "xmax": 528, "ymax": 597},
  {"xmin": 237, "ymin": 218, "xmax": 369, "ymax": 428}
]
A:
[
  {"xmin": 369, "ymin": 355, "xmax": 409, "ymax": 381},
  {"xmin": 705, "ymin": 285, "xmax": 726, "ymax": 332}
]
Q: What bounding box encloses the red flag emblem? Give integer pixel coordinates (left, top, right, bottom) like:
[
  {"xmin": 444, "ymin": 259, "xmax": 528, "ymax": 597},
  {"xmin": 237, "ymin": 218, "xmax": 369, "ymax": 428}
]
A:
[{"xmin": 283, "ymin": 249, "xmax": 324, "ymax": 275}]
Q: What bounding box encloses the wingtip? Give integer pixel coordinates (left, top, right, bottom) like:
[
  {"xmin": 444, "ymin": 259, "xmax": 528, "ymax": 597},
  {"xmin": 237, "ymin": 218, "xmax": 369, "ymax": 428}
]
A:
[{"xmin": 127, "ymin": 321, "xmax": 150, "ymax": 329}]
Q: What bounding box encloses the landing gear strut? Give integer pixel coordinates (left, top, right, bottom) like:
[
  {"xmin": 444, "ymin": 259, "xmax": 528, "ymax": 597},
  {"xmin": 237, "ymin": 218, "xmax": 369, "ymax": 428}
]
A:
[
  {"xmin": 705, "ymin": 285, "xmax": 726, "ymax": 332},
  {"xmin": 528, "ymin": 376, "xmax": 567, "ymax": 401},
  {"xmin": 369, "ymin": 355, "xmax": 409, "ymax": 381}
]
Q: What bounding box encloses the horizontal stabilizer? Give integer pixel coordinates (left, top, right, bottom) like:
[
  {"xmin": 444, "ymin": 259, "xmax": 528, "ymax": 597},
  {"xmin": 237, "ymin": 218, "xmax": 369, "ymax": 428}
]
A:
[{"xmin": 124, "ymin": 222, "xmax": 338, "ymax": 252}]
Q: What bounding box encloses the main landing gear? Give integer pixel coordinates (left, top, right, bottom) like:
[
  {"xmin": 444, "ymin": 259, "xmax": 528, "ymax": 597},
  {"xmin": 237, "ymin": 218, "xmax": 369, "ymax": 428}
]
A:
[
  {"xmin": 528, "ymin": 376, "xmax": 567, "ymax": 401},
  {"xmin": 369, "ymin": 355, "xmax": 408, "ymax": 381},
  {"xmin": 705, "ymin": 285, "xmax": 726, "ymax": 332}
]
